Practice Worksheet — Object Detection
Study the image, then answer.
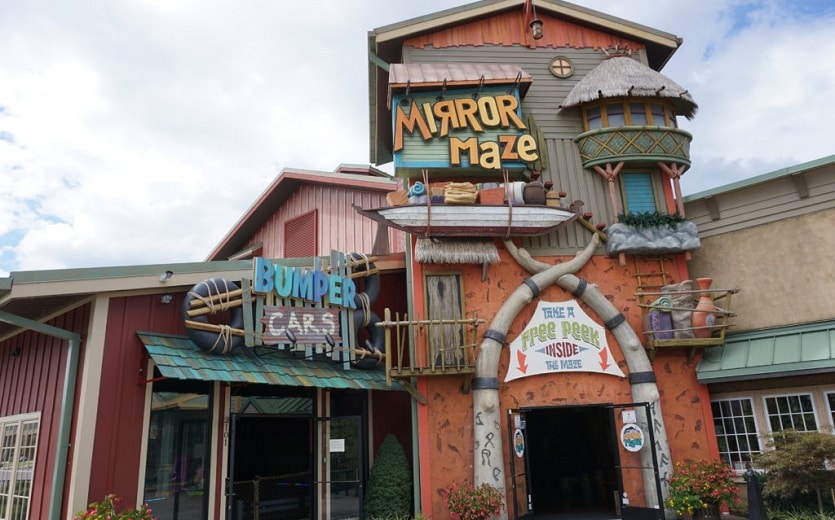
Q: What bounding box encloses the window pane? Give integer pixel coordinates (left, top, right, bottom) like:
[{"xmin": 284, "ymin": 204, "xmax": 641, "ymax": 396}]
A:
[
  {"xmin": 766, "ymin": 394, "xmax": 817, "ymax": 432},
  {"xmin": 586, "ymin": 107, "xmax": 602, "ymax": 130},
  {"xmin": 606, "ymin": 103, "xmax": 625, "ymax": 127},
  {"xmin": 622, "ymin": 172, "xmax": 656, "ymax": 214},
  {"xmin": 629, "ymin": 103, "xmax": 647, "ymax": 125},
  {"xmin": 712, "ymin": 398, "xmax": 759, "ymax": 470}
]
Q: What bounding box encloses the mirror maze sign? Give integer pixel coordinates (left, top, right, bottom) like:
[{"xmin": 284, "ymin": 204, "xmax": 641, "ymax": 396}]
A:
[
  {"xmin": 392, "ymin": 85, "xmax": 540, "ymax": 170},
  {"xmin": 252, "ymin": 257, "xmax": 356, "ymax": 345},
  {"xmin": 505, "ymin": 300, "xmax": 625, "ymax": 381}
]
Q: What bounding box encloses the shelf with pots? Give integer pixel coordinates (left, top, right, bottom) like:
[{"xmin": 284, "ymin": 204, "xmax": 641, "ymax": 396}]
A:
[{"xmin": 635, "ymin": 277, "xmax": 740, "ymax": 361}]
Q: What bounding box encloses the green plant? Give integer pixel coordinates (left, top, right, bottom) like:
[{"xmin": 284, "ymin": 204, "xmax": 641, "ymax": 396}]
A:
[
  {"xmin": 617, "ymin": 211, "xmax": 685, "ymax": 229},
  {"xmin": 755, "ymin": 430, "xmax": 835, "ymax": 515},
  {"xmin": 74, "ymin": 494, "xmax": 156, "ymax": 520},
  {"xmin": 443, "ymin": 481, "xmax": 504, "ymax": 520},
  {"xmin": 364, "ymin": 434, "xmax": 412, "ymax": 518},
  {"xmin": 665, "ymin": 459, "xmax": 739, "ymax": 517}
]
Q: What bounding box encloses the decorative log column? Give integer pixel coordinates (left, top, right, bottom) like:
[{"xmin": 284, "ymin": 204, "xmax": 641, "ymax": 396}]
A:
[{"xmin": 658, "ymin": 162, "xmax": 687, "ymax": 217}]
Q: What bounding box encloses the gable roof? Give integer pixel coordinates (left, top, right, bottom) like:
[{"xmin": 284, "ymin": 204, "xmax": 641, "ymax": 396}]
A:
[
  {"xmin": 368, "ymin": 0, "xmax": 683, "ymax": 165},
  {"xmin": 206, "ymin": 165, "xmax": 399, "ymax": 261}
]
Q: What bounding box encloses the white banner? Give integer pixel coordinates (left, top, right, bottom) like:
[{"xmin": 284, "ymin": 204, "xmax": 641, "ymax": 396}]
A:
[{"xmin": 504, "ymin": 299, "xmax": 625, "ymax": 381}]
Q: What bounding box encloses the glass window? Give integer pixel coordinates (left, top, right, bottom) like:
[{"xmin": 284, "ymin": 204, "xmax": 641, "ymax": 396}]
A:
[
  {"xmin": 143, "ymin": 378, "xmax": 213, "ymax": 519},
  {"xmin": 585, "ymin": 107, "xmax": 602, "ymax": 130},
  {"xmin": 711, "ymin": 399, "xmax": 759, "ymax": 470},
  {"xmin": 628, "ymin": 103, "xmax": 648, "ymax": 125},
  {"xmin": 764, "ymin": 394, "xmax": 817, "ymax": 432},
  {"xmin": 605, "ymin": 103, "xmax": 625, "ymax": 127},
  {"xmin": 0, "ymin": 413, "xmax": 39, "ymax": 520}
]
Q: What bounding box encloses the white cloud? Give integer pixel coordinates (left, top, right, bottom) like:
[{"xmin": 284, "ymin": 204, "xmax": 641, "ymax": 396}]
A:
[{"xmin": 1, "ymin": 0, "xmax": 832, "ymax": 275}]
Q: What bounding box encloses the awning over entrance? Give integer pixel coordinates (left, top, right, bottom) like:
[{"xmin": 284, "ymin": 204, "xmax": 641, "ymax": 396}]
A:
[
  {"xmin": 387, "ymin": 63, "xmax": 532, "ymax": 106},
  {"xmin": 138, "ymin": 332, "xmax": 402, "ymax": 391},
  {"xmin": 696, "ymin": 320, "xmax": 835, "ymax": 383}
]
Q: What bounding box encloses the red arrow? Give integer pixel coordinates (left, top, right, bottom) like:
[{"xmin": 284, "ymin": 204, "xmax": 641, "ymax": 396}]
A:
[
  {"xmin": 517, "ymin": 350, "xmax": 528, "ymax": 374},
  {"xmin": 599, "ymin": 349, "xmax": 611, "ymax": 371}
]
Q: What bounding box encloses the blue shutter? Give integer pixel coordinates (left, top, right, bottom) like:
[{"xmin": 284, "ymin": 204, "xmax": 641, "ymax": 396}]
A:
[{"xmin": 623, "ymin": 173, "xmax": 656, "ymax": 213}]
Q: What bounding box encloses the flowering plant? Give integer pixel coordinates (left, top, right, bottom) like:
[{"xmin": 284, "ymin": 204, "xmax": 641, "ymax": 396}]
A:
[
  {"xmin": 443, "ymin": 481, "xmax": 504, "ymax": 520},
  {"xmin": 74, "ymin": 494, "xmax": 157, "ymax": 520},
  {"xmin": 665, "ymin": 459, "xmax": 739, "ymax": 517}
]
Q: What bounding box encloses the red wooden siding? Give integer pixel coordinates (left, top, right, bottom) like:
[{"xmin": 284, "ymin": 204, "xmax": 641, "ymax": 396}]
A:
[
  {"xmin": 87, "ymin": 294, "xmax": 187, "ymax": 507},
  {"xmin": 0, "ymin": 305, "xmax": 90, "ymax": 520},
  {"xmin": 404, "ymin": 11, "xmax": 644, "ymax": 52},
  {"xmin": 250, "ymin": 185, "xmax": 404, "ymax": 259}
]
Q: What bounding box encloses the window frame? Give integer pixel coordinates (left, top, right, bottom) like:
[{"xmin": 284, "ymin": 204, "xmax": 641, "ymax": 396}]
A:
[
  {"xmin": 0, "ymin": 412, "xmax": 40, "ymax": 520},
  {"xmin": 711, "ymin": 397, "xmax": 761, "ymax": 471},
  {"xmin": 618, "ymin": 170, "xmax": 663, "ymax": 215},
  {"xmin": 580, "ymin": 99, "xmax": 678, "ymax": 132},
  {"xmin": 762, "ymin": 392, "xmax": 820, "ymax": 433}
]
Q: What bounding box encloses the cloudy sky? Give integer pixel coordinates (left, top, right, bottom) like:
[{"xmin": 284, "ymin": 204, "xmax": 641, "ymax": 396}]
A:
[{"xmin": 1, "ymin": 0, "xmax": 833, "ymax": 276}]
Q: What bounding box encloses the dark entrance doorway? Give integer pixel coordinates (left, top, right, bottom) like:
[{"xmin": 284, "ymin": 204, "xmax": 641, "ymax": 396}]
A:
[
  {"xmin": 228, "ymin": 415, "xmax": 313, "ymax": 520},
  {"xmin": 524, "ymin": 405, "xmax": 618, "ymax": 519}
]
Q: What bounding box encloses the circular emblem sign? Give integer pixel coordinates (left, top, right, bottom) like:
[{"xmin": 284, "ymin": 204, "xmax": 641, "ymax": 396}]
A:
[
  {"xmin": 514, "ymin": 429, "xmax": 525, "ymax": 458},
  {"xmin": 620, "ymin": 423, "xmax": 644, "ymax": 452}
]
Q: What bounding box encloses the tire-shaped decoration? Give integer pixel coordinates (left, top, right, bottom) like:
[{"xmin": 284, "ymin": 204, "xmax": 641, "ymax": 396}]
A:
[
  {"xmin": 182, "ymin": 278, "xmax": 244, "ymax": 354},
  {"xmin": 352, "ymin": 309, "xmax": 385, "ymax": 370},
  {"xmin": 349, "ymin": 253, "xmax": 385, "ymax": 369}
]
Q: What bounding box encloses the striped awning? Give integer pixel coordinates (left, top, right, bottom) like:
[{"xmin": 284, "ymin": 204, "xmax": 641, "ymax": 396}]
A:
[{"xmin": 138, "ymin": 332, "xmax": 401, "ymax": 391}]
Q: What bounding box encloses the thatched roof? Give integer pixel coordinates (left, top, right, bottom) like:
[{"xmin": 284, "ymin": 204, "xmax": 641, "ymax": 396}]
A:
[{"xmin": 560, "ymin": 55, "xmax": 698, "ymax": 119}]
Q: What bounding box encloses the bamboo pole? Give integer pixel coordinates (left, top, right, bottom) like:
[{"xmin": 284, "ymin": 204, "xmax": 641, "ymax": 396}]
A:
[
  {"xmin": 183, "ymin": 320, "xmax": 245, "ymax": 337},
  {"xmin": 186, "ymin": 298, "xmax": 244, "ymax": 317},
  {"xmin": 188, "ymin": 288, "xmax": 244, "ymax": 307}
]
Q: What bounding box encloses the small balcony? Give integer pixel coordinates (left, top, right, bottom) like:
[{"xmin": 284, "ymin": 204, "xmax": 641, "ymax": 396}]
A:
[
  {"xmin": 635, "ymin": 279, "xmax": 739, "ymax": 361},
  {"xmin": 574, "ymin": 126, "xmax": 692, "ymax": 170},
  {"xmin": 376, "ymin": 309, "xmax": 485, "ymax": 402}
]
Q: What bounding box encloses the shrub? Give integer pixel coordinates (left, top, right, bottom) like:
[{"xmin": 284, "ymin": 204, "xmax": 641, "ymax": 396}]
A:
[
  {"xmin": 665, "ymin": 459, "xmax": 739, "ymax": 517},
  {"xmin": 364, "ymin": 435, "xmax": 412, "ymax": 518},
  {"xmin": 443, "ymin": 481, "xmax": 504, "ymax": 520}
]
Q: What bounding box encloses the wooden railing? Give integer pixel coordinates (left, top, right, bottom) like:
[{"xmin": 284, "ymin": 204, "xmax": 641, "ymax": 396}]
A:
[
  {"xmin": 377, "ymin": 308, "xmax": 485, "ymax": 389},
  {"xmin": 636, "ymin": 286, "xmax": 739, "ymax": 361}
]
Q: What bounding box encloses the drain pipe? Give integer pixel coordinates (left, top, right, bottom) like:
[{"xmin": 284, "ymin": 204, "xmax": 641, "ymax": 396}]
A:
[{"xmin": 0, "ymin": 311, "xmax": 82, "ymax": 520}]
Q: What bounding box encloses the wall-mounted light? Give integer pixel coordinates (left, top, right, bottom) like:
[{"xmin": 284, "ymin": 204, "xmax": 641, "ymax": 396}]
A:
[
  {"xmin": 10, "ymin": 346, "xmax": 21, "ymax": 358},
  {"xmin": 160, "ymin": 294, "xmax": 173, "ymax": 304},
  {"xmin": 159, "ymin": 270, "xmax": 173, "ymax": 283}
]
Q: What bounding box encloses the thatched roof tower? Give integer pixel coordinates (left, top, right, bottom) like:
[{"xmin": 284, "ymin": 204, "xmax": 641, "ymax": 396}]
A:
[{"xmin": 560, "ymin": 54, "xmax": 698, "ymax": 119}]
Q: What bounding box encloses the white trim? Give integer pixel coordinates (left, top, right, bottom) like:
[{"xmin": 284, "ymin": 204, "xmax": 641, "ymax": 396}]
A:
[
  {"xmin": 761, "ymin": 391, "xmax": 820, "ymax": 433},
  {"xmin": 67, "ymin": 295, "xmax": 109, "ymax": 516},
  {"xmin": 136, "ymin": 356, "xmax": 154, "ymax": 508}
]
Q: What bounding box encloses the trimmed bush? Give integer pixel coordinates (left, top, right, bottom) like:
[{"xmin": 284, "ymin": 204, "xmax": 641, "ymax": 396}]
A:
[{"xmin": 364, "ymin": 434, "xmax": 412, "ymax": 518}]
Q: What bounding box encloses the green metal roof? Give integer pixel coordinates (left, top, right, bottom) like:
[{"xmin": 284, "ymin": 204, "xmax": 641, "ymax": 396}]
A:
[
  {"xmin": 138, "ymin": 332, "xmax": 402, "ymax": 392},
  {"xmin": 696, "ymin": 320, "xmax": 835, "ymax": 383}
]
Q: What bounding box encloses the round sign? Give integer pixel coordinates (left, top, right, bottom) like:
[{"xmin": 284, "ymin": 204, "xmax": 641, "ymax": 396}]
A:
[
  {"xmin": 620, "ymin": 423, "xmax": 644, "ymax": 452},
  {"xmin": 513, "ymin": 428, "xmax": 525, "ymax": 458}
]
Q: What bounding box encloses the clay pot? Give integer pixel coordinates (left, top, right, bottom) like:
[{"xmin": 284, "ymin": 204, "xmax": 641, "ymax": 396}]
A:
[{"xmin": 692, "ymin": 277, "xmax": 717, "ymax": 338}]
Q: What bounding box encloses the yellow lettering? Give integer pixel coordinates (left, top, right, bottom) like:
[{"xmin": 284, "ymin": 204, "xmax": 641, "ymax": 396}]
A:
[
  {"xmin": 433, "ymin": 100, "xmax": 459, "ymax": 137},
  {"xmin": 499, "ymin": 135, "xmax": 518, "ymax": 160},
  {"xmin": 495, "ymin": 95, "xmax": 526, "ymax": 129},
  {"xmin": 517, "ymin": 134, "xmax": 539, "ymax": 162},
  {"xmin": 477, "ymin": 96, "xmax": 500, "ymax": 126},
  {"xmin": 450, "ymin": 137, "xmax": 478, "ymax": 166},
  {"xmin": 478, "ymin": 141, "xmax": 501, "ymax": 170},
  {"xmin": 393, "ymin": 102, "xmax": 433, "ymax": 152},
  {"xmin": 454, "ymin": 98, "xmax": 482, "ymax": 132}
]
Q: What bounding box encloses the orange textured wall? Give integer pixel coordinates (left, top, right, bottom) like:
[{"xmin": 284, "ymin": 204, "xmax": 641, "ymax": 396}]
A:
[{"xmin": 411, "ymin": 244, "xmax": 715, "ymax": 518}]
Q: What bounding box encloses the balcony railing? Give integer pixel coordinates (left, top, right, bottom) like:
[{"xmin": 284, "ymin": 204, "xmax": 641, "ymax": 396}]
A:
[
  {"xmin": 574, "ymin": 126, "xmax": 692, "ymax": 170},
  {"xmin": 377, "ymin": 309, "xmax": 485, "ymax": 398},
  {"xmin": 636, "ymin": 285, "xmax": 739, "ymax": 361}
]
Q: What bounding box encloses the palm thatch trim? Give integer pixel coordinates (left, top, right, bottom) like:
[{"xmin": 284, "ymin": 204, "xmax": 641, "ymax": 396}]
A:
[
  {"xmin": 415, "ymin": 238, "xmax": 500, "ymax": 264},
  {"xmin": 560, "ymin": 56, "xmax": 698, "ymax": 119}
]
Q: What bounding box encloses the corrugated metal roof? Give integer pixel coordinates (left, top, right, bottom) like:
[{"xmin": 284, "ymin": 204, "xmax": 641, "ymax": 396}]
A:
[
  {"xmin": 389, "ymin": 63, "xmax": 531, "ymax": 90},
  {"xmin": 696, "ymin": 320, "xmax": 835, "ymax": 383},
  {"xmin": 138, "ymin": 332, "xmax": 402, "ymax": 392}
]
